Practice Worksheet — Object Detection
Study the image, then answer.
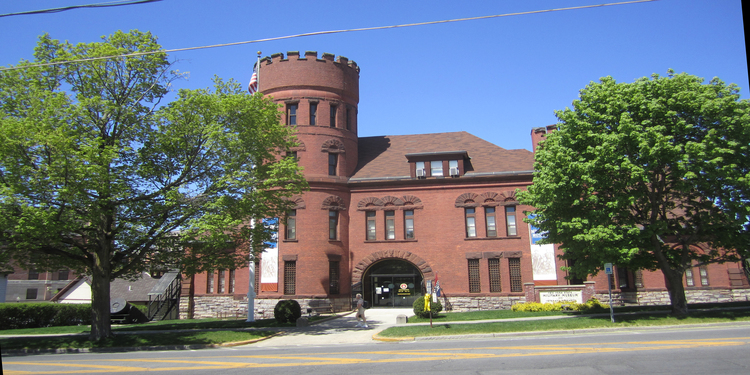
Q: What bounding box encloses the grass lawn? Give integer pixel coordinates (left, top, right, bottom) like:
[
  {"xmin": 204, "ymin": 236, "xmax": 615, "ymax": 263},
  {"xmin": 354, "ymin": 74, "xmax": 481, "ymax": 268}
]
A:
[
  {"xmin": 0, "ymin": 330, "xmax": 275, "ymax": 350},
  {"xmin": 380, "ymin": 308, "xmax": 750, "ymax": 338},
  {"xmin": 0, "ymin": 315, "xmax": 333, "ymax": 350}
]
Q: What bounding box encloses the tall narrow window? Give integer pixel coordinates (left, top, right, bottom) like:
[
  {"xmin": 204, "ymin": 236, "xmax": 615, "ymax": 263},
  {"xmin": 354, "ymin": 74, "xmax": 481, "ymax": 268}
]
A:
[
  {"xmin": 468, "ymin": 259, "xmax": 481, "ymax": 293},
  {"xmin": 287, "ymin": 103, "xmax": 297, "ymax": 125},
  {"xmin": 309, "ymin": 102, "xmax": 317, "ymax": 125},
  {"xmin": 430, "ymin": 160, "xmax": 444, "ymax": 177},
  {"xmin": 366, "ymin": 211, "xmax": 376, "ymax": 240},
  {"xmin": 328, "ymin": 153, "xmax": 337, "ymax": 176},
  {"xmin": 385, "ymin": 210, "xmax": 395, "ymax": 240},
  {"xmin": 329, "ymin": 261, "xmax": 340, "ymax": 295},
  {"xmin": 218, "ymin": 270, "xmax": 226, "ymax": 294},
  {"xmin": 509, "ymin": 258, "xmax": 522, "ymax": 292},
  {"xmin": 465, "ymin": 208, "xmax": 477, "ymax": 238},
  {"xmin": 284, "ymin": 261, "xmax": 296, "ymax": 295},
  {"xmin": 485, "ymin": 207, "xmax": 497, "ymax": 237},
  {"xmin": 685, "ymin": 268, "xmax": 695, "ymax": 286},
  {"xmin": 505, "ymin": 206, "xmax": 517, "ymax": 236},
  {"xmin": 329, "ymin": 210, "xmax": 338, "ymax": 240},
  {"xmin": 285, "ymin": 209, "xmax": 297, "ymax": 240},
  {"xmin": 617, "ymin": 267, "xmax": 630, "ymax": 289},
  {"xmin": 634, "ymin": 270, "xmax": 644, "ymax": 288},
  {"xmin": 489, "ymin": 258, "xmax": 502, "ymax": 292},
  {"xmin": 207, "ymin": 272, "xmax": 214, "ymax": 294},
  {"xmin": 699, "ymin": 266, "xmax": 709, "ymax": 286},
  {"xmin": 329, "ymin": 105, "xmax": 337, "ymax": 127},
  {"xmin": 229, "ymin": 269, "xmax": 236, "ymax": 294},
  {"xmin": 346, "ymin": 106, "xmax": 351, "ymax": 130},
  {"xmin": 404, "ymin": 210, "xmax": 415, "ymax": 239}
]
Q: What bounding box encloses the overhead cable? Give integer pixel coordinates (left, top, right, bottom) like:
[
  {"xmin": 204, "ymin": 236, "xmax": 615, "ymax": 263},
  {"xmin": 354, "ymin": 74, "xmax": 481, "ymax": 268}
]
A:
[{"xmin": 0, "ymin": 0, "xmax": 657, "ymax": 72}]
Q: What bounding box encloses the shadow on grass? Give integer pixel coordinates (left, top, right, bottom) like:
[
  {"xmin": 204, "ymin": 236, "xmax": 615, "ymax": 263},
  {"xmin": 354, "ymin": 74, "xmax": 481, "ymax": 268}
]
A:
[{"xmin": 0, "ymin": 330, "xmax": 276, "ymax": 350}]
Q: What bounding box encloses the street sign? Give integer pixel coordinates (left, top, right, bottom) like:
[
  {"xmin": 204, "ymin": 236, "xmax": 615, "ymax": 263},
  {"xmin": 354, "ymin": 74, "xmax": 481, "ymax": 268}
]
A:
[{"xmin": 604, "ymin": 263, "xmax": 613, "ymax": 275}]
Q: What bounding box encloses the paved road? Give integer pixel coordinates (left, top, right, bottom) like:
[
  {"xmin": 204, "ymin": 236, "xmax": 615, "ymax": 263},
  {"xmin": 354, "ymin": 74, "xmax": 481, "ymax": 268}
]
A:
[{"xmin": 5, "ymin": 312, "xmax": 750, "ymax": 374}]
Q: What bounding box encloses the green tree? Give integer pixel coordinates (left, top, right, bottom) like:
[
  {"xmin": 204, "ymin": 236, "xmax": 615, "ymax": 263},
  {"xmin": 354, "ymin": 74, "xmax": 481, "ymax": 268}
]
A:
[
  {"xmin": 520, "ymin": 71, "xmax": 750, "ymax": 316},
  {"xmin": 0, "ymin": 31, "xmax": 307, "ymax": 340}
]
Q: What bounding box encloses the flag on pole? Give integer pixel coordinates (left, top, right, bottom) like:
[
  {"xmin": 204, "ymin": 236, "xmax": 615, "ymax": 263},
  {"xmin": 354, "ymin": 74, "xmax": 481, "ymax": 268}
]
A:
[
  {"xmin": 248, "ymin": 52, "xmax": 261, "ymax": 94},
  {"xmin": 434, "ymin": 272, "xmax": 441, "ymax": 297},
  {"xmin": 248, "ymin": 66, "xmax": 258, "ymax": 94}
]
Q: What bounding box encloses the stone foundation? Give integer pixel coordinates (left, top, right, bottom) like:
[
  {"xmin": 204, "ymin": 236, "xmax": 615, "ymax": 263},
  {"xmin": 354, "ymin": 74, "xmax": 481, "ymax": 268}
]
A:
[
  {"xmin": 180, "ymin": 296, "xmax": 351, "ymax": 320},
  {"xmin": 440, "ymin": 295, "xmax": 526, "ymax": 312},
  {"xmin": 594, "ymin": 288, "xmax": 750, "ymax": 307}
]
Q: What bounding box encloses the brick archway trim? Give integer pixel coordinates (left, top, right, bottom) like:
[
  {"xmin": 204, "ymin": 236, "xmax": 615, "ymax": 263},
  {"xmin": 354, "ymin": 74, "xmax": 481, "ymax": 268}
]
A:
[{"xmin": 352, "ymin": 250, "xmax": 434, "ymax": 285}]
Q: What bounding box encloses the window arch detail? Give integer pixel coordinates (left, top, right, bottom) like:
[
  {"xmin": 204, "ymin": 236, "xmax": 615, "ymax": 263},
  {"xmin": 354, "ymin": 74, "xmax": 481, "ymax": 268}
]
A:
[
  {"xmin": 321, "ymin": 195, "xmax": 346, "ymax": 210},
  {"xmin": 455, "ymin": 193, "xmax": 480, "ymax": 207},
  {"xmin": 321, "ymin": 139, "xmax": 345, "ymax": 154}
]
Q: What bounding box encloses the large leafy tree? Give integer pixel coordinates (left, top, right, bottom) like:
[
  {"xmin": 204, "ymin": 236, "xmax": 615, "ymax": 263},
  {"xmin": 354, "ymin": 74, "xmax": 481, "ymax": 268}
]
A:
[
  {"xmin": 520, "ymin": 71, "xmax": 750, "ymax": 316},
  {"xmin": 0, "ymin": 31, "xmax": 307, "ymax": 340}
]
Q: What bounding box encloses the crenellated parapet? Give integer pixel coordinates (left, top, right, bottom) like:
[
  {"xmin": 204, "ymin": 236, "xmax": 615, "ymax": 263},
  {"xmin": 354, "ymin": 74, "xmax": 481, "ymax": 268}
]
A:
[
  {"xmin": 259, "ymin": 51, "xmax": 359, "ymax": 72},
  {"xmin": 257, "ymin": 51, "xmax": 360, "ymax": 105}
]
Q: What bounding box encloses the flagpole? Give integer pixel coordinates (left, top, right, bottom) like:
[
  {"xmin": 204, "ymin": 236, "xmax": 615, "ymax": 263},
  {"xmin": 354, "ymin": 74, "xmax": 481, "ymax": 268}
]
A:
[{"xmin": 255, "ymin": 51, "xmax": 261, "ymax": 91}]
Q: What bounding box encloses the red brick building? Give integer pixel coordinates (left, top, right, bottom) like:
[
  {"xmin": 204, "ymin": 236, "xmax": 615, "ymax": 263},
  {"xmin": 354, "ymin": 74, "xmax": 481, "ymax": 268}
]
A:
[{"xmin": 181, "ymin": 52, "xmax": 750, "ymax": 319}]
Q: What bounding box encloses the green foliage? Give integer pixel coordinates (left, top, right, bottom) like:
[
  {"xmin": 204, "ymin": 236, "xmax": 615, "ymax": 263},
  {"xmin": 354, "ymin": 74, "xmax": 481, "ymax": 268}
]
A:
[
  {"xmin": 0, "ymin": 30, "xmax": 307, "ymax": 339},
  {"xmin": 412, "ymin": 295, "xmax": 443, "ymax": 318},
  {"xmin": 519, "ymin": 71, "xmax": 750, "ymax": 315},
  {"xmin": 273, "ymin": 300, "xmax": 302, "ymax": 323},
  {"xmin": 0, "ymin": 303, "xmax": 91, "ymax": 330},
  {"xmin": 511, "ymin": 298, "xmax": 609, "ymax": 313}
]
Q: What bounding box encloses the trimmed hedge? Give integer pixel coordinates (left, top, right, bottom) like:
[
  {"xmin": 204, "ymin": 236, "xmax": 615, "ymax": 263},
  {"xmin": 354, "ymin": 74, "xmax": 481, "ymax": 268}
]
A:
[
  {"xmin": 274, "ymin": 299, "xmax": 302, "ymax": 323},
  {"xmin": 413, "ymin": 295, "xmax": 443, "ymax": 318},
  {"xmin": 511, "ymin": 298, "xmax": 609, "ymax": 313},
  {"xmin": 0, "ymin": 303, "xmax": 91, "ymax": 330}
]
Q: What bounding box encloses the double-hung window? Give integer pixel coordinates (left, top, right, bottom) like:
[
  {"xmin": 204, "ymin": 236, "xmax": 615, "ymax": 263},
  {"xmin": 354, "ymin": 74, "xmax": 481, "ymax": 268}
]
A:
[
  {"xmin": 366, "ymin": 211, "xmax": 376, "ymax": 240},
  {"xmin": 485, "ymin": 207, "xmax": 497, "ymax": 237},
  {"xmin": 329, "ymin": 210, "xmax": 338, "ymax": 240},
  {"xmin": 328, "ymin": 153, "xmax": 337, "ymax": 176},
  {"xmin": 465, "ymin": 208, "xmax": 477, "ymax": 238},
  {"xmin": 416, "ymin": 161, "xmax": 426, "ymax": 178},
  {"xmin": 309, "ymin": 102, "xmax": 317, "ymax": 125},
  {"xmin": 285, "ymin": 210, "xmax": 297, "ymax": 240},
  {"xmin": 385, "ymin": 211, "xmax": 395, "ymax": 240},
  {"xmin": 287, "ymin": 103, "xmax": 297, "ymax": 125},
  {"xmin": 430, "ymin": 160, "xmax": 443, "ymax": 177},
  {"xmin": 404, "ymin": 210, "xmax": 415, "ymax": 239},
  {"xmin": 505, "ymin": 206, "xmax": 517, "ymax": 236},
  {"xmin": 329, "ymin": 105, "xmax": 337, "ymax": 127}
]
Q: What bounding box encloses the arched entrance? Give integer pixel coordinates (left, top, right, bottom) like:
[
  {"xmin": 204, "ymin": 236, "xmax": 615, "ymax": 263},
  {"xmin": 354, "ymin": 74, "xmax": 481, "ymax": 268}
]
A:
[{"xmin": 363, "ymin": 259, "xmax": 424, "ymax": 308}]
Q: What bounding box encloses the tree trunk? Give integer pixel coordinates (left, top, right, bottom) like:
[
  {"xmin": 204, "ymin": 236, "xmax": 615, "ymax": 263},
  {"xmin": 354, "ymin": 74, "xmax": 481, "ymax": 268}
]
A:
[
  {"xmin": 89, "ymin": 247, "xmax": 113, "ymax": 341},
  {"xmin": 663, "ymin": 269, "xmax": 689, "ymax": 317}
]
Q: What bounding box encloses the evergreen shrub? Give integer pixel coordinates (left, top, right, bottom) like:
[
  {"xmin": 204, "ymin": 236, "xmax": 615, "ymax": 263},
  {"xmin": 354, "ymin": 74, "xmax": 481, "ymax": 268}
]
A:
[
  {"xmin": 274, "ymin": 299, "xmax": 302, "ymax": 323},
  {"xmin": 0, "ymin": 303, "xmax": 91, "ymax": 330},
  {"xmin": 412, "ymin": 295, "xmax": 443, "ymax": 318},
  {"xmin": 511, "ymin": 298, "xmax": 609, "ymax": 313}
]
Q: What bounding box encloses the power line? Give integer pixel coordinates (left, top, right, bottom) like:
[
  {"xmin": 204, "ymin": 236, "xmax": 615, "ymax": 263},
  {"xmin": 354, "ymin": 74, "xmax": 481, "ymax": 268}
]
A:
[
  {"xmin": 0, "ymin": 0, "xmax": 657, "ymax": 72},
  {"xmin": 0, "ymin": 0, "xmax": 163, "ymax": 18}
]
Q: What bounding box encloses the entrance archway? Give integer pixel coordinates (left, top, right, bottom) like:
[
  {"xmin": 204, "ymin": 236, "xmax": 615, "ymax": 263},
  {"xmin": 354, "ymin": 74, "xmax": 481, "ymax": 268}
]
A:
[{"xmin": 363, "ymin": 259, "xmax": 423, "ymax": 308}]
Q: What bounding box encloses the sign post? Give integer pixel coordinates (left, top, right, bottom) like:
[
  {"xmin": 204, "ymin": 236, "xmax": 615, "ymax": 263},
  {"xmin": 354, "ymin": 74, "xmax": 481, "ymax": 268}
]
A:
[{"xmin": 604, "ymin": 263, "xmax": 615, "ymax": 323}]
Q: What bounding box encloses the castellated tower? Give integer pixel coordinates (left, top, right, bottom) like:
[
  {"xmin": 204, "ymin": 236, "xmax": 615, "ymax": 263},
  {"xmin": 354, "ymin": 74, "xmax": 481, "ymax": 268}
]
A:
[{"xmin": 258, "ymin": 51, "xmax": 359, "ymax": 307}]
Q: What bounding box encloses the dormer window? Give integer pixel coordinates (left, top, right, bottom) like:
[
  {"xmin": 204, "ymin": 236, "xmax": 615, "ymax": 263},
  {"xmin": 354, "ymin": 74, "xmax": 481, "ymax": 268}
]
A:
[
  {"xmin": 406, "ymin": 151, "xmax": 468, "ymax": 179},
  {"xmin": 430, "ymin": 161, "xmax": 443, "ymax": 177},
  {"xmin": 416, "ymin": 161, "xmax": 426, "ymax": 178},
  {"xmin": 449, "ymin": 160, "xmax": 459, "ymax": 177}
]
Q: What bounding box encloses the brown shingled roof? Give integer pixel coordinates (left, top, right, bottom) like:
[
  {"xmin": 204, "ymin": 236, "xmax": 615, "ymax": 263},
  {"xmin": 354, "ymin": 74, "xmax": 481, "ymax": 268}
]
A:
[{"xmin": 352, "ymin": 131, "xmax": 533, "ymax": 180}]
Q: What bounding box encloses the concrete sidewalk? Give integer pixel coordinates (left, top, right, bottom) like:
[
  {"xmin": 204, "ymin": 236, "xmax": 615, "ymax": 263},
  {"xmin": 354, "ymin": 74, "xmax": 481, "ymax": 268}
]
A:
[{"xmin": 251, "ymin": 308, "xmax": 413, "ymax": 347}]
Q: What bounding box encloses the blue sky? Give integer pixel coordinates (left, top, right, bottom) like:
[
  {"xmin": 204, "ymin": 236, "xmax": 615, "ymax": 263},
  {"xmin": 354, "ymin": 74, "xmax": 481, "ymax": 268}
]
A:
[{"xmin": 1, "ymin": 0, "xmax": 747, "ymax": 151}]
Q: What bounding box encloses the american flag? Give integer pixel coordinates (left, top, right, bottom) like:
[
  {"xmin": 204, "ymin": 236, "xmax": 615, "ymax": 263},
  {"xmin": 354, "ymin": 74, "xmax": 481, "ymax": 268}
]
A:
[{"xmin": 248, "ymin": 66, "xmax": 258, "ymax": 94}]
